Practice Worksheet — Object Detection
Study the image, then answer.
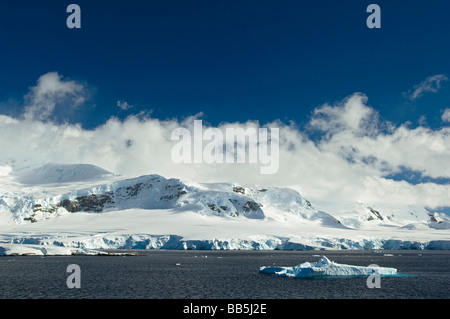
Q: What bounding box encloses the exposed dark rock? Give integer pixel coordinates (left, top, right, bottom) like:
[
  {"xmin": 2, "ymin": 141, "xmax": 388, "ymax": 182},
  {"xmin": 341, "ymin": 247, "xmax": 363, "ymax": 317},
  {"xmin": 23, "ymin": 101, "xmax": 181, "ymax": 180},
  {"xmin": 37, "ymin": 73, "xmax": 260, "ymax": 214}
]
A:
[
  {"xmin": 368, "ymin": 207, "xmax": 383, "ymax": 220},
  {"xmin": 124, "ymin": 182, "xmax": 146, "ymax": 197},
  {"xmin": 58, "ymin": 199, "xmax": 80, "ymax": 213},
  {"xmin": 428, "ymin": 213, "xmax": 438, "ymax": 223},
  {"xmin": 242, "ymin": 200, "xmax": 262, "ymax": 212},
  {"xmin": 228, "ymin": 198, "xmax": 262, "ymax": 215},
  {"xmin": 24, "ymin": 216, "xmax": 37, "ymax": 223},
  {"xmin": 207, "ymin": 203, "xmax": 221, "ymax": 214},
  {"xmin": 58, "ymin": 192, "xmax": 114, "ymax": 213},
  {"xmin": 232, "ymin": 186, "xmax": 245, "ymax": 194}
]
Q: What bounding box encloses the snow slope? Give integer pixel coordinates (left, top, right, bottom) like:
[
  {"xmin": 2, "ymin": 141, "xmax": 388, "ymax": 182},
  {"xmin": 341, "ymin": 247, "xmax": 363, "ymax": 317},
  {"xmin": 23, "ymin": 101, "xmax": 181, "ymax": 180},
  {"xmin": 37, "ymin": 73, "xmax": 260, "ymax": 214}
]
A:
[
  {"xmin": 14, "ymin": 163, "xmax": 114, "ymax": 185},
  {"xmin": 0, "ymin": 163, "xmax": 449, "ymax": 255}
]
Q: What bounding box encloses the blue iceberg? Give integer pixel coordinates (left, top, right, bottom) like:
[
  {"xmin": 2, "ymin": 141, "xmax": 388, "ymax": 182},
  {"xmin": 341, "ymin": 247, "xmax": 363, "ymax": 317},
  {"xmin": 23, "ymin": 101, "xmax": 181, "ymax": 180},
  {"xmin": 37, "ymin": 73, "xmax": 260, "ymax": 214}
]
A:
[{"xmin": 259, "ymin": 256, "xmax": 398, "ymax": 278}]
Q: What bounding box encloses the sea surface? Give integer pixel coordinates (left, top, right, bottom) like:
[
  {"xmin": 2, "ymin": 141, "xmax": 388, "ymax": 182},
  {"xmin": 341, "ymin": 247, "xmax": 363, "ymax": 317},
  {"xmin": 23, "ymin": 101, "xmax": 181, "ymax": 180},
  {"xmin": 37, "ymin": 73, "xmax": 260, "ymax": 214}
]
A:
[{"xmin": 0, "ymin": 250, "xmax": 448, "ymax": 299}]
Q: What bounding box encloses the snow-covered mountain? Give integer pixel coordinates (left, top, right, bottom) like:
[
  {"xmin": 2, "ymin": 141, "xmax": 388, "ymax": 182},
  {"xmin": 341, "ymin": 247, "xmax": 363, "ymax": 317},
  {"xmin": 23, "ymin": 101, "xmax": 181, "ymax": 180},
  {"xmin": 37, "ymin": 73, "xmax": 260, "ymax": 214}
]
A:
[
  {"xmin": 0, "ymin": 163, "xmax": 449, "ymax": 254},
  {"xmin": 1, "ymin": 169, "xmax": 341, "ymax": 225}
]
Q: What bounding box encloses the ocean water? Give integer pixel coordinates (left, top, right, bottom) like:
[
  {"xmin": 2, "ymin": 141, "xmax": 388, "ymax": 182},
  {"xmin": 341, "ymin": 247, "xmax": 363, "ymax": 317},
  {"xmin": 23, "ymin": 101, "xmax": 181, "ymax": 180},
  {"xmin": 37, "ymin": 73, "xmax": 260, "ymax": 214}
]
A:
[{"xmin": 0, "ymin": 250, "xmax": 448, "ymax": 299}]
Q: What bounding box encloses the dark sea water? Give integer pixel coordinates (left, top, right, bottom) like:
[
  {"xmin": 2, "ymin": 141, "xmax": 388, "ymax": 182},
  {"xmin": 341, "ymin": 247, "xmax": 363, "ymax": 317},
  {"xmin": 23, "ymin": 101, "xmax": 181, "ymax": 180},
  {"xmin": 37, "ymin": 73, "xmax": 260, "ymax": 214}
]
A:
[{"xmin": 0, "ymin": 250, "xmax": 448, "ymax": 299}]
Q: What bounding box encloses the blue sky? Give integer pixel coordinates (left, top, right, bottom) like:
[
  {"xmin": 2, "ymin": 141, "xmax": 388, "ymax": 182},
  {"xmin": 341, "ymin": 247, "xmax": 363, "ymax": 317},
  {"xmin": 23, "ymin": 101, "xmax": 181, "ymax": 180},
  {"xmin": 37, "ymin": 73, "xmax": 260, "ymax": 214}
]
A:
[
  {"xmin": 1, "ymin": 0, "xmax": 450, "ymax": 128},
  {"xmin": 1, "ymin": 1, "xmax": 450, "ymax": 213}
]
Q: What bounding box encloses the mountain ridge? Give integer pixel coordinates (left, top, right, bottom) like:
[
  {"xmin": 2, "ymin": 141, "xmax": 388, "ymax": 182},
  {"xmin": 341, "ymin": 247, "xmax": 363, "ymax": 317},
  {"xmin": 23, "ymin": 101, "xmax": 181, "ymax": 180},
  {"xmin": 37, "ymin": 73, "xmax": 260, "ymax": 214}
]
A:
[{"xmin": 0, "ymin": 163, "xmax": 449, "ymax": 254}]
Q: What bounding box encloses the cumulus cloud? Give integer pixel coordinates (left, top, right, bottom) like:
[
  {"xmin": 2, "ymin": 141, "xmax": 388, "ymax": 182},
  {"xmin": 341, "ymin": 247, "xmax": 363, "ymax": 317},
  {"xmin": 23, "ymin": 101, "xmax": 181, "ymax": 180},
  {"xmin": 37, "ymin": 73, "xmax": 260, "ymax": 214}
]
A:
[
  {"xmin": 308, "ymin": 93, "xmax": 380, "ymax": 136},
  {"xmin": 442, "ymin": 108, "xmax": 450, "ymax": 123},
  {"xmin": 407, "ymin": 74, "xmax": 448, "ymax": 101},
  {"xmin": 23, "ymin": 72, "xmax": 89, "ymax": 121},
  {"xmin": 1, "ymin": 73, "xmax": 450, "ymax": 212}
]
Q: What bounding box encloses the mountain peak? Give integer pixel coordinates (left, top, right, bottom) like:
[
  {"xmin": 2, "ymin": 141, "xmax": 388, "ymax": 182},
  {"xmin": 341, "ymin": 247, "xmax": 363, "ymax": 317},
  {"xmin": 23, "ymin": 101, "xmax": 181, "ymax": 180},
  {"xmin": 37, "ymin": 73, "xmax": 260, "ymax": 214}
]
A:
[{"xmin": 14, "ymin": 163, "xmax": 113, "ymax": 185}]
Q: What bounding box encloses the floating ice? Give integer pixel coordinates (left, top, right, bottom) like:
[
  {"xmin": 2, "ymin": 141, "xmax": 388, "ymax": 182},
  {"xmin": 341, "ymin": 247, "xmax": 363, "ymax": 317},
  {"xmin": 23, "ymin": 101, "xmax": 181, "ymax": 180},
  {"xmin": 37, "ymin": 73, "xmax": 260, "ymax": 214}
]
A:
[{"xmin": 259, "ymin": 256, "xmax": 398, "ymax": 278}]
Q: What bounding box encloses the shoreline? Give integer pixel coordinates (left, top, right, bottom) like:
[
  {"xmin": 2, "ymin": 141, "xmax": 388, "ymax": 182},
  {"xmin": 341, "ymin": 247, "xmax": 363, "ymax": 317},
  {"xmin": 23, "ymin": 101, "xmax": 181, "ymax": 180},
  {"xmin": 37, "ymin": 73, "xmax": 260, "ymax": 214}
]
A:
[{"xmin": 1, "ymin": 243, "xmax": 450, "ymax": 257}]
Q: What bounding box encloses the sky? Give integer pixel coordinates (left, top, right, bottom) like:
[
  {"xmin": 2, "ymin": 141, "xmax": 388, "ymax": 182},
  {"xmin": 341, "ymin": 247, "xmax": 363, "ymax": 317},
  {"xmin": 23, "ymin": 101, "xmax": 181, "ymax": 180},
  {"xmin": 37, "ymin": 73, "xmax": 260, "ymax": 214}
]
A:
[{"xmin": 0, "ymin": 0, "xmax": 450, "ymax": 214}]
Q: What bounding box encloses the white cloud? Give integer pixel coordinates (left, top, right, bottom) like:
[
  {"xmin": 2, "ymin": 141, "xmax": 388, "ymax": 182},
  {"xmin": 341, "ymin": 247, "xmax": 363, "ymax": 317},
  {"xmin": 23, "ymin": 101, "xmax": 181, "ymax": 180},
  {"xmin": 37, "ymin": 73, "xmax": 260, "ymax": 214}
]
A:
[
  {"xmin": 1, "ymin": 73, "xmax": 450, "ymax": 212},
  {"xmin": 23, "ymin": 72, "xmax": 88, "ymax": 121},
  {"xmin": 117, "ymin": 100, "xmax": 134, "ymax": 110},
  {"xmin": 408, "ymin": 74, "xmax": 448, "ymax": 100},
  {"xmin": 418, "ymin": 115, "xmax": 427, "ymax": 126},
  {"xmin": 309, "ymin": 93, "xmax": 380, "ymax": 136},
  {"xmin": 442, "ymin": 108, "xmax": 450, "ymax": 123}
]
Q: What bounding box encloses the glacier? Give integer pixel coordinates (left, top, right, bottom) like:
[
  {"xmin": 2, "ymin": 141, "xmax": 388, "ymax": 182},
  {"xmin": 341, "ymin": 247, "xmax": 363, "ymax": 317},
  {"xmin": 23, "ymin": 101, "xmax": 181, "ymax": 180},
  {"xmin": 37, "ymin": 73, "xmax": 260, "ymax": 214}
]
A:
[
  {"xmin": 0, "ymin": 243, "xmax": 98, "ymax": 256},
  {"xmin": 0, "ymin": 163, "xmax": 449, "ymax": 255},
  {"xmin": 259, "ymin": 256, "xmax": 398, "ymax": 277}
]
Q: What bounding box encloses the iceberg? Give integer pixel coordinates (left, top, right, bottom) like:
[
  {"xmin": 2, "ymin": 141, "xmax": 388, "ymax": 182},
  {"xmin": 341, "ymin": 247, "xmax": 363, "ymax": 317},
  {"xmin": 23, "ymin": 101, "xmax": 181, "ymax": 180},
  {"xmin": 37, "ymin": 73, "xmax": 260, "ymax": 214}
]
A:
[{"xmin": 259, "ymin": 256, "xmax": 398, "ymax": 278}]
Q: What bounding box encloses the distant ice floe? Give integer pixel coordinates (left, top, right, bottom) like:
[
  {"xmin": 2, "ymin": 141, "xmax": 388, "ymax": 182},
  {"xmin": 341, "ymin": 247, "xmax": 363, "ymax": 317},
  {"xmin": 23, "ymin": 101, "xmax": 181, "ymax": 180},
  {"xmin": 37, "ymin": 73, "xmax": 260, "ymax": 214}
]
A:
[{"xmin": 259, "ymin": 255, "xmax": 398, "ymax": 278}]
